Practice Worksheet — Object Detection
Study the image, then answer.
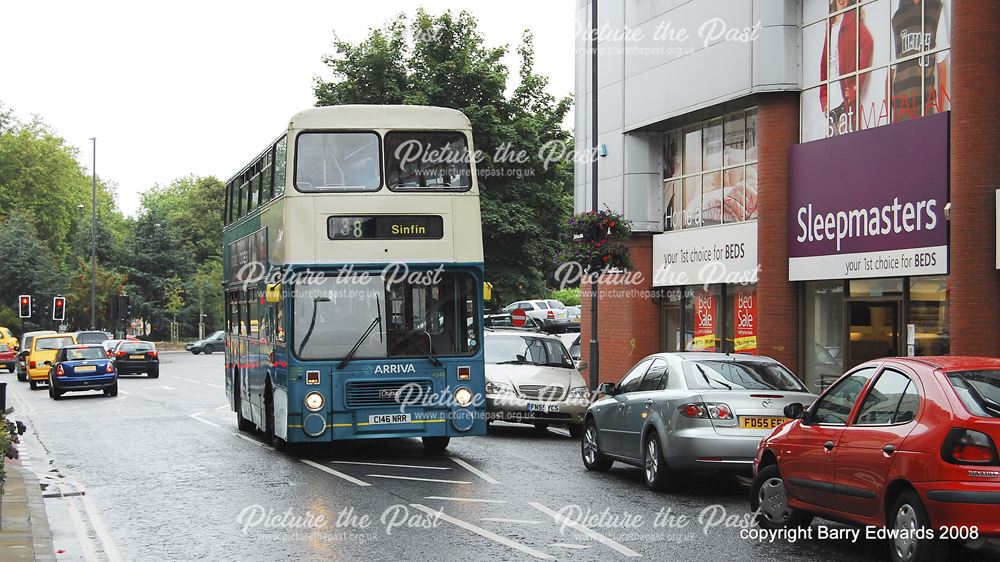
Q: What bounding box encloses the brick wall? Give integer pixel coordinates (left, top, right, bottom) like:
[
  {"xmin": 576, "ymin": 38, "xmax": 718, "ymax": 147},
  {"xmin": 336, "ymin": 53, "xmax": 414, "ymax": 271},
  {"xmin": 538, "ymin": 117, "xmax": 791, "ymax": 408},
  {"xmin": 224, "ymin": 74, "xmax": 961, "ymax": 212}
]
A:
[
  {"xmin": 949, "ymin": 1, "xmax": 1000, "ymax": 357},
  {"xmin": 580, "ymin": 235, "xmax": 661, "ymax": 385},
  {"xmin": 756, "ymin": 92, "xmax": 801, "ymax": 372}
]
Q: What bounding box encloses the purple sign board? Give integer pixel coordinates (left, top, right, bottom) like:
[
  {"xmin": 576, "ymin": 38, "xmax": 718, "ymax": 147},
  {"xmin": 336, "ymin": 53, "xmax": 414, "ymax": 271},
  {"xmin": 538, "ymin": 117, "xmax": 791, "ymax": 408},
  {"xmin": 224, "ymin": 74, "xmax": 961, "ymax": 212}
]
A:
[{"xmin": 788, "ymin": 112, "xmax": 949, "ymax": 281}]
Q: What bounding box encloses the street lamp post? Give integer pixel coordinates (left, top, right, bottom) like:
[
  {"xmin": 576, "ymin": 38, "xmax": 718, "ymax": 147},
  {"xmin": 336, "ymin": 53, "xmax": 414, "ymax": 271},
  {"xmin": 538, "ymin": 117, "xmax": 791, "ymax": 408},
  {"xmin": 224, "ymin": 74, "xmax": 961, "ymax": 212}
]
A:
[
  {"xmin": 89, "ymin": 137, "xmax": 97, "ymax": 330},
  {"xmin": 589, "ymin": 0, "xmax": 600, "ymax": 389}
]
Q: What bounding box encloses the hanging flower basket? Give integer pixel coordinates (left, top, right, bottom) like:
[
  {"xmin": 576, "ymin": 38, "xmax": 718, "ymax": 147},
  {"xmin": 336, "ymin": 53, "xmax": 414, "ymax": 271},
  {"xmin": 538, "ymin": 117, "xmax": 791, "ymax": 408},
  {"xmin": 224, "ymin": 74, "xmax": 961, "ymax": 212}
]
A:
[{"xmin": 561, "ymin": 208, "xmax": 633, "ymax": 272}]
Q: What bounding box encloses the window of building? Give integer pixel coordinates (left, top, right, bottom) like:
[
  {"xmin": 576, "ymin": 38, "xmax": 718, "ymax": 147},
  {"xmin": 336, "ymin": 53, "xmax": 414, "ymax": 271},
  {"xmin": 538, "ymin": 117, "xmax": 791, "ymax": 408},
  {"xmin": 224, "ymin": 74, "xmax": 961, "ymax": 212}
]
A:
[
  {"xmin": 664, "ymin": 283, "xmax": 757, "ymax": 354},
  {"xmin": 663, "ymin": 108, "xmax": 759, "ymax": 231},
  {"xmin": 800, "ymin": 0, "xmax": 952, "ymax": 142}
]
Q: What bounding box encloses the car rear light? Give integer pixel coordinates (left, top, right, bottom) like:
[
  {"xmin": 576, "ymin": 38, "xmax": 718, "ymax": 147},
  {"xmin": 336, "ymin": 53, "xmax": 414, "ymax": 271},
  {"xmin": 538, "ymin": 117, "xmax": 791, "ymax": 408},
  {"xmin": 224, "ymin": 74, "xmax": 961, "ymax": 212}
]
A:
[
  {"xmin": 29, "ymin": 361, "xmax": 36, "ymax": 369},
  {"xmin": 148, "ymin": 351, "xmax": 158, "ymax": 358},
  {"xmin": 942, "ymin": 428, "xmax": 999, "ymax": 466},
  {"xmin": 679, "ymin": 402, "xmax": 734, "ymax": 420},
  {"xmin": 106, "ymin": 350, "xmax": 113, "ymax": 358},
  {"xmin": 56, "ymin": 365, "xmax": 64, "ymax": 377},
  {"xmin": 116, "ymin": 351, "xmax": 125, "ymax": 358},
  {"xmin": 547, "ymin": 310, "xmax": 554, "ymax": 319},
  {"xmin": 106, "ymin": 362, "xmax": 114, "ymax": 374}
]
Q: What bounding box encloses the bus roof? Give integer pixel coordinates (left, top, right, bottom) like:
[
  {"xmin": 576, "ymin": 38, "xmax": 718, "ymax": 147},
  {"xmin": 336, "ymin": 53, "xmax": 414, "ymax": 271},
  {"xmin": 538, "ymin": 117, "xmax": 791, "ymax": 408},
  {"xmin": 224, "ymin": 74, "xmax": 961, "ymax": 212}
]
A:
[{"xmin": 288, "ymin": 105, "xmax": 471, "ymax": 131}]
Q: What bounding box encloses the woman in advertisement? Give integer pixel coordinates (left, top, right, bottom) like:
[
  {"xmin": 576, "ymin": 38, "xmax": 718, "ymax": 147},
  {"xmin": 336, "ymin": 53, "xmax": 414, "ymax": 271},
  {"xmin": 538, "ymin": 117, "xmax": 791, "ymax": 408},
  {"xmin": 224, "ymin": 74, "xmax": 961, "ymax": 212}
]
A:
[{"xmin": 820, "ymin": 0, "xmax": 874, "ymax": 135}]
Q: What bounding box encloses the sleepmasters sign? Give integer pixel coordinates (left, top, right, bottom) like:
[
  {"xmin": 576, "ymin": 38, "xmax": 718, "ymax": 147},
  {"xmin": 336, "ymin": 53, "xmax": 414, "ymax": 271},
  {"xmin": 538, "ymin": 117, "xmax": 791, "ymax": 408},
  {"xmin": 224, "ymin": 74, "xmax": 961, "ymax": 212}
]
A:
[{"xmin": 788, "ymin": 112, "xmax": 949, "ymax": 281}]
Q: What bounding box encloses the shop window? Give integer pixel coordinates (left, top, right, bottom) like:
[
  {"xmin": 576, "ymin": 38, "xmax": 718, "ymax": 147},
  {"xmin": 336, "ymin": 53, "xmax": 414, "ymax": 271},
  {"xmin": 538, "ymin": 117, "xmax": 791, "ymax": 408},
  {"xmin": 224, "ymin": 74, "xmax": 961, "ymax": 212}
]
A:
[
  {"xmin": 684, "ymin": 285, "xmax": 721, "ymax": 352},
  {"xmin": 909, "ymin": 276, "xmax": 949, "ymax": 355},
  {"xmin": 701, "ymin": 171, "xmax": 722, "ymax": 227},
  {"xmin": 664, "ymin": 180, "xmax": 680, "ymax": 231},
  {"xmin": 804, "ymin": 280, "xmax": 845, "ymax": 393},
  {"xmin": 849, "ymin": 278, "xmax": 903, "ymax": 297}
]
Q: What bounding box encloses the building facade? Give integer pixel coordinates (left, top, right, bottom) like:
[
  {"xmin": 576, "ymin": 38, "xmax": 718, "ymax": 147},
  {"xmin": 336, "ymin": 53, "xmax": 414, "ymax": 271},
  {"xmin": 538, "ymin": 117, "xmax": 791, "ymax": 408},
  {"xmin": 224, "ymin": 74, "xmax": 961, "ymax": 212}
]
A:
[{"xmin": 575, "ymin": 0, "xmax": 1000, "ymax": 392}]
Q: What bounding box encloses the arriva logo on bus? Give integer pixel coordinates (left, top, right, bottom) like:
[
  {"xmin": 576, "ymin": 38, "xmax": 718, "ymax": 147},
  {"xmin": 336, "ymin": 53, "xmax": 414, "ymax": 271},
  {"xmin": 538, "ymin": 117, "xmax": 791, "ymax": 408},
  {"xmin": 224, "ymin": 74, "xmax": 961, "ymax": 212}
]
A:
[{"xmin": 374, "ymin": 364, "xmax": 417, "ymax": 375}]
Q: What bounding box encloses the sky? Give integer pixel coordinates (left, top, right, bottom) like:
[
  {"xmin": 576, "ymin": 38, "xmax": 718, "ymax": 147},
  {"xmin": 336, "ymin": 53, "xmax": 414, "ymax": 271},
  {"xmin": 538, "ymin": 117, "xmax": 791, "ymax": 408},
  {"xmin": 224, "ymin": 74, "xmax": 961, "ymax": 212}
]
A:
[{"xmin": 1, "ymin": 0, "xmax": 576, "ymax": 216}]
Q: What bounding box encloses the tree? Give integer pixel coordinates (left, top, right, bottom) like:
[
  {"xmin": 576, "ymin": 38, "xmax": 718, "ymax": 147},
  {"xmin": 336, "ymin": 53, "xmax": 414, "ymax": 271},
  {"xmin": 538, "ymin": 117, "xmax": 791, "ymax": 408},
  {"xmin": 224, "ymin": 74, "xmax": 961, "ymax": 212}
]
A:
[{"xmin": 314, "ymin": 10, "xmax": 574, "ymax": 302}]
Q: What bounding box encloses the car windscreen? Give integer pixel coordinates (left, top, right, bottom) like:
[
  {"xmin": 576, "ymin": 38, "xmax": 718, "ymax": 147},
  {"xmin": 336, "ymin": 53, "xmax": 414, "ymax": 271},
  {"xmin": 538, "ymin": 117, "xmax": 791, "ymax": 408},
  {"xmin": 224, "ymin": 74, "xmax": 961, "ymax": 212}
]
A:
[
  {"xmin": 0, "ymin": 344, "xmax": 9, "ymax": 352},
  {"xmin": 546, "ymin": 300, "xmax": 565, "ymax": 310},
  {"xmin": 685, "ymin": 360, "xmax": 808, "ymax": 392},
  {"xmin": 34, "ymin": 337, "xmax": 75, "ymax": 351},
  {"xmin": 947, "ymin": 370, "xmax": 1000, "ymax": 418},
  {"xmin": 209, "ymin": 331, "xmax": 225, "ymax": 340},
  {"xmin": 65, "ymin": 347, "xmax": 108, "ymax": 361},
  {"xmin": 76, "ymin": 332, "xmax": 108, "ymax": 344},
  {"xmin": 485, "ymin": 335, "xmax": 573, "ymax": 368},
  {"xmin": 120, "ymin": 342, "xmax": 155, "ymax": 353}
]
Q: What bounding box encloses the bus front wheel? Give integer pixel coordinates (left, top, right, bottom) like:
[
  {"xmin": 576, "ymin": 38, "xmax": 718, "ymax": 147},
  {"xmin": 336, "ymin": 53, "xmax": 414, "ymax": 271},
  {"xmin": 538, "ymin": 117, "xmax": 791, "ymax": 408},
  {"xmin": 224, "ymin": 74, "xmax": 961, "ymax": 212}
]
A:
[{"xmin": 421, "ymin": 437, "xmax": 450, "ymax": 452}]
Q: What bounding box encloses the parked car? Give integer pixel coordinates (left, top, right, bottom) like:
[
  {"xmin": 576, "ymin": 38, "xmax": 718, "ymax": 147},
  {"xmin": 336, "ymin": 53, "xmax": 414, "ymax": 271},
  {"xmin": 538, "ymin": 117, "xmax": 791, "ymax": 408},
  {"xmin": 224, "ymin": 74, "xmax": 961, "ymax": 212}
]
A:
[
  {"xmin": 581, "ymin": 352, "xmax": 815, "ymax": 491},
  {"xmin": 484, "ymin": 329, "xmax": 589, "ymax": 437},
  {"xmin": 103, "ymin": 339, "xmax": 126, "ymax": 357},
  {"xmin": 74, "ymin": 330, "xmax": 111, "ymax": 345},
  {"xmin": 751, "ymin": 356, "xmax": 1000, "ymax": 562},
  {"xmin": 502, "ymin": 300, "xmax": 570, "ymax": 332},
  {"xmin": 556, "ymin": 333, "xmax": 585, "ymax": 371},
  {"xmin": 0, "ymin": 343, "xmax": 17, "ymax": 372},
  {"xmin": 16, "ymin": 330, "xmax": 56, "ymax": 382},
  {"xmin": 113, "ymin": 341, "xmax": 159, "ymax": 378},
  {"xmin": 484, "ymin": 313, "xmax": 542, "ymax": 331},
  {"xmin": 0, "ymin": 326, "xmax": 18, "ymax": 351},
  {"xmin": 26, "ymin": 333, "xmax": 77, "ymax": 389},
  {"xmin": 186, "ymin": 330, "xmax": 225, "ymax": 354},
  {"xmin": 47, "ymin": 344, "xmax": 117, "ymax": 399},
  {"xmin": 566, "ymin": 305, "xmax": 582, "ymax": 329}
]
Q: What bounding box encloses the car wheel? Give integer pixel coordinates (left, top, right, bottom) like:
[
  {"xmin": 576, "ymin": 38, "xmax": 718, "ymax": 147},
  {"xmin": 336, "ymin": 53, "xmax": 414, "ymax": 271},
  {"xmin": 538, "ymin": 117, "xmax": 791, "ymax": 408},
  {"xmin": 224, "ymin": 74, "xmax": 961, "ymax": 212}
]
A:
[
  {"xmin": 888, "ymin": 490, "xmax": 940, "ymax": 562},
  {"xmin": 568, "ymin": 423, "xmax": 584, "ymax": 439},
  {"xmin": 643, "ymin": 431, "xmax": 676, "ymax": 491},
  {"xmin": 104, "ymin": 383, "xmax": 118, "ymax": 397},
  {"xmin": 421, "ymin": 436, "xmax": 450, "ymax": 452},
  {"xmin": 581, "ymin": 419, "xmax": 613, "ymax": 471},
  {"xmin": 750, "ymin": 464, "xmax": 814, "ymax": 530},
  {"xmin": 48, "ymin": 381, "xmax": 61, "ymax": 400},
  {"xmin": 29, "ymin": 380, "xmax": 38, "ymax": 390},
  {"xmin": 191, "ymin": 350, "xmax": 201, "ymax": 355},
  {"xmin": 149, "ymin": 370, "xmax": 159, "ymax": 378},
  {"xmin": 203, "ymin": 345, "xmax": 214, "ymax": 355},
  {"xmin": 533, "ymin": 422, "xmax": 550, "ymax": 432},
  {"xmin": 17, "ymin": 370, "xmax": 27, "ymax": 382}
]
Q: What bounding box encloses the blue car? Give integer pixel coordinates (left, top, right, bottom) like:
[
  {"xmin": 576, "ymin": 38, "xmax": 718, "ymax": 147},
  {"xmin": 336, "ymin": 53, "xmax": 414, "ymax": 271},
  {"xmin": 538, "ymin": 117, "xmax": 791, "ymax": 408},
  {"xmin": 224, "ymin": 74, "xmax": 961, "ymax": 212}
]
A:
[{"xmin": 47, "ymin": 344, "xmax": 118, "ymax": 400}]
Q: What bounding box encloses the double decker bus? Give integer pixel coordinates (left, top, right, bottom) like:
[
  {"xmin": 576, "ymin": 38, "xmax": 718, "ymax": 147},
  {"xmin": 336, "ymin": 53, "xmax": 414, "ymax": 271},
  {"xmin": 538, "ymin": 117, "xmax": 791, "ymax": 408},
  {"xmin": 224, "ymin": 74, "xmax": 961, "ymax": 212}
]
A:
[{"xmin": 222, "ymin": 105, "xmax": 485, "ymax": 451}]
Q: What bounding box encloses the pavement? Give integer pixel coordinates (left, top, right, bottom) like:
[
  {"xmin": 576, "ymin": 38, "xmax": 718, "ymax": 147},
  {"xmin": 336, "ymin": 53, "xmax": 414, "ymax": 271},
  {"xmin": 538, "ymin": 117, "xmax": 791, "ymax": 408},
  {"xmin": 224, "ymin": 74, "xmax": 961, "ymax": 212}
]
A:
[
  {"xmin": 0, "ymin": 459, "xmax": 55, "ymax": 561},
  {"xmin": 0, "ymin": 352, "xmax": 997, "ymax": 561}
]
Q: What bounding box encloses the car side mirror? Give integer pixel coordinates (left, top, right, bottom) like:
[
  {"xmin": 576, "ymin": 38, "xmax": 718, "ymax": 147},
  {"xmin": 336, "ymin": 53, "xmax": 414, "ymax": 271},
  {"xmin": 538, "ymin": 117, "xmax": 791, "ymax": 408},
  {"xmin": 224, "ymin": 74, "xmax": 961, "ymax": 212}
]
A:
[
  {"xmin": 783, "ymin": 403, "xmax": 805, "ymax": 420},
  {"xmin": 598, "ymin": 382, "xmax": 616, "ymax": 396},
  {"xmin": 575, "ymin": 360, "xmax": 588, "ymax": 371}
]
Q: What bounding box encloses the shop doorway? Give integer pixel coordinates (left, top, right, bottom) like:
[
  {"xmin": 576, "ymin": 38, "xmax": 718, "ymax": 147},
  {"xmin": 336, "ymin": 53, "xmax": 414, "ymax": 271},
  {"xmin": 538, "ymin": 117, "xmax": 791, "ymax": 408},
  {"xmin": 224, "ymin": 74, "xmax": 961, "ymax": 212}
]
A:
[{"xmin": 846, "ymin": 300, "xmax": 901, "ymax": 369}]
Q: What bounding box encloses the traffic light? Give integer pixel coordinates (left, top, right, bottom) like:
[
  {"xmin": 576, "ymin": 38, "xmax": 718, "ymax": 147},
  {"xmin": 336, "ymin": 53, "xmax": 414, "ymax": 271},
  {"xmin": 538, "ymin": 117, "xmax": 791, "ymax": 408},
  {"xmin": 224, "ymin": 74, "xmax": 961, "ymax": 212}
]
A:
[
  {"xmin": 18, "ymin": 295, "xmax": 31, "ymax": 318},
  {"xmin": 53, "ymin": 296, "xmax": 66, "ymax": 321}
]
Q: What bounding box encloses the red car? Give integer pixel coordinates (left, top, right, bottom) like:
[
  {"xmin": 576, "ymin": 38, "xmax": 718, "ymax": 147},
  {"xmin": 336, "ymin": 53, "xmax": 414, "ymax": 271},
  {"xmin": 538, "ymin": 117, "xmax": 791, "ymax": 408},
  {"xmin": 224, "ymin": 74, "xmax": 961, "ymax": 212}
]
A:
[
  {"xmin": 0, "ymin": 343, "xmax": 16, "ymax": 372},
  {"xmin": 751, "ymin": 357, "xmax": 1000, "ymax": 562}
]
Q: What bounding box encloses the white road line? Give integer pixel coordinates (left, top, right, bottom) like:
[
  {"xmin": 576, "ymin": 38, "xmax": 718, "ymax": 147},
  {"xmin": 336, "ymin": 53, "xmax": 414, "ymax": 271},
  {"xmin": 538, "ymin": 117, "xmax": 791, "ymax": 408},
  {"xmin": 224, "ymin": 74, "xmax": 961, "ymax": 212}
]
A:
[
  {"xmin": 204, "ymin": 383, "xmax": 224, "ymax": 389},
  {"xmin": 424, "ymin": 496, "xmax": 507, "ymax": 504},
  {"xmin": 480, "ymin": 518, "xmax": 545, "ymax": 525},
  {"xmin": 529, "ymin": 502, "xmax": 641, "ymax": 557},
  {"xmin": 550, "ymin": 543, "xmax": 591, "ymax": 550},
  {"xmin": 62, "ymin": 494, "xmax": 99, "ymax": 562},
  {"xmin": 331, "ymin": 461, "xmax": 450, "ymax": 471},
  {"xmin": 234, "ymin": 432, "xmax": 275, "ymax": 451},
  {"xmin": 451, "ymin": 458, "xmax": 500, "ymax": 484},
  {"xmin": 188, "ymin": 412, "xmax": 220, "ymax": 428},
  {"xmin": 300, "ymin": 459, "xmax": 371, "ymax": 486},
  {"xmin": 409, "ymin": 504, "xmax": 554, "ymax": 561},
  {"xmin": 367, "ymin": 474, "xmax": 471, "ymax": 484},
  {"xmin": 214, "ymin": 404, "xmax": 230, "ymax": 410},
  {"xmin": 550, "ymin": 428, "xmax": 571, "ymax": 437},
  {"xmin": 117, "ymin": 390, "xmax": 130, "ymax": 396},
  {"xmin": 80, "ymin": 490, "xmax": 124, "ymax": 562}
]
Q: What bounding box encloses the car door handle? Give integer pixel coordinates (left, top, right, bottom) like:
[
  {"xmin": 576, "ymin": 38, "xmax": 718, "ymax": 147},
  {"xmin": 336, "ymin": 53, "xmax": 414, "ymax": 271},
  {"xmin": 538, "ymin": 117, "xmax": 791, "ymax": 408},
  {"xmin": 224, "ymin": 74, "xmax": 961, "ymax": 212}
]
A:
[
  {"xmin": 824, "ymin": 440, "xmax": 835, "ymax": 451},
  {"xmin": 882, "ymin": 444, "xmax": 895, "ymax": 455}
]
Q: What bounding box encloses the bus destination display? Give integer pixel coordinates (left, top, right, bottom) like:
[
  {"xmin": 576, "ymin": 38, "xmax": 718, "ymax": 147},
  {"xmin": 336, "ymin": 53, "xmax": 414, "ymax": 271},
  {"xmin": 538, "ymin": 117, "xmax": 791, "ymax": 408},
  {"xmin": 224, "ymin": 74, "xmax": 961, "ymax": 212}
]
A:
[{"xmin": 327, "ymin": 215, "xmax": 444, "ymax": 240}]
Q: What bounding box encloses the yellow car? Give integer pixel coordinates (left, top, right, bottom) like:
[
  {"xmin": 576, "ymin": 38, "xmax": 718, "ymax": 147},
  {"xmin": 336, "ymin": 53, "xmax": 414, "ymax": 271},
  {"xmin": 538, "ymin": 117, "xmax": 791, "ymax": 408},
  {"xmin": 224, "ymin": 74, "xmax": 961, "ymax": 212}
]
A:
[
  {"xmin": 0, "ymin": 326, "xmax": 17, "ymax": 351},
  {"xmin": 27, "ymin": 333, "xmax": 76, "ymax": 390}
]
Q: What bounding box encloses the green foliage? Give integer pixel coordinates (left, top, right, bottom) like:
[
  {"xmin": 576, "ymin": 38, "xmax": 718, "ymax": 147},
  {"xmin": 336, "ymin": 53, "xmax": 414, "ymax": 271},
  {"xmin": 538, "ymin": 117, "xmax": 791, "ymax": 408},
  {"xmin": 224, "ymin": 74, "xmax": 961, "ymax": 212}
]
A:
[
  {"xmin": 549, "ymin": 287, "xmax": 581, "ymax": 307},
  {"xmin": 0, "ymin": 306, "xmax": 20, "ymax": 334},
  {"xmin": 314, "ymin": 10, "xmax": 574, "ymax": 302}
]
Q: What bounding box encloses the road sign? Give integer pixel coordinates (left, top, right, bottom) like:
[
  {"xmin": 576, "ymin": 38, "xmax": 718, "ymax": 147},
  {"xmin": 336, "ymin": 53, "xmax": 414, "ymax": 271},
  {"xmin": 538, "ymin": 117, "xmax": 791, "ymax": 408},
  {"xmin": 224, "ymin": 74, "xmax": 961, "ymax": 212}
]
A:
[{"xmin": 511, "ymin": 308, "xmax": 527, "ymax": 328}]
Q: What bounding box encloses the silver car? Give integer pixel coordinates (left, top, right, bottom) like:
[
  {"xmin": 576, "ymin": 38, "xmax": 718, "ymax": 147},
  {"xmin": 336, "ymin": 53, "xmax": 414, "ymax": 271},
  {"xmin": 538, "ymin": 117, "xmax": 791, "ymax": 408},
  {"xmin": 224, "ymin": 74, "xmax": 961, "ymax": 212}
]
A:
[{"xmin": 582, "ymin": 352, "xmax": 816, "ymax": 491}]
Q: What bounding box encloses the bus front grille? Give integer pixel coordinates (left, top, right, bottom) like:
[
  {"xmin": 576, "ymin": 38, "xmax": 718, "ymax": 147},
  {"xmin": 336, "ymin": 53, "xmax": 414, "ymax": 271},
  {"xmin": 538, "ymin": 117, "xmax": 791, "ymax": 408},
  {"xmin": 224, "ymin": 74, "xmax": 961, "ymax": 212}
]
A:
[{"xmin": 345, "ymin": 380, "xmax": 434, "ymax": 408}]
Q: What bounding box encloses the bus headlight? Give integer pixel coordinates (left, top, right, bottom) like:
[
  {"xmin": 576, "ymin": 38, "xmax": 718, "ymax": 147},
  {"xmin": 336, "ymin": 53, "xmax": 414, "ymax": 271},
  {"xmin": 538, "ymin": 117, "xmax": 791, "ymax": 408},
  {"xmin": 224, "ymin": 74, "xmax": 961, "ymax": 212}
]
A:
[
  {"xmin": 454, "ymin": 386, "xmax": 474, "ymax": 407},
  {"xmin": 304, "ymin": 391, "xmax": 325, "ymax": 411}
]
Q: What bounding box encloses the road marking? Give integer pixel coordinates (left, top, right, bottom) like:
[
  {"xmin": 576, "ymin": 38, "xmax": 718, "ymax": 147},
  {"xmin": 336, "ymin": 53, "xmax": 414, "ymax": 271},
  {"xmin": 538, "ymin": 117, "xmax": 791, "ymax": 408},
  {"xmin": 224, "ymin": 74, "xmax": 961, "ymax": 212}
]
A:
[
  {"xmin": 146, "ymin": 385, "xmax": 176, "ymax": 391},
  {"xmin": 367, "ymin": 474, "xmax": 471, "ymax": 484},
  {"xmin": 409, "ymin": 504, "xmax": 554, "ymax": 560},
  {"xmin": 215, "ymin": 404, "xmax": 230, "ymax": 410},
  {"xmin": 550, "ymin": 427, "xmax": 571, "ymax": 437},
  {"xmin": 550, "ymin": 543, "xmax": 591, "ymax": 550},
  {"xmin": 117, "ymin": 390, "xmax": 130, "ymax": 396},
  {"xmin": 331, "ymin": 461, "xmax": 450, "ymax": 471},
  {"xmin": 62, "ymin": 494, "xmax": 99, "ymax": 562},
  {"xmin": 480, "ymin": 518, "xmax": 544, "ymax": 525},
  {"xmin": 80, "ymin": 489, "xmax": 124, "ymax": 562},
  {"xmin": 528, "ymin": 502, "xmax": 641, "ymax": 557},
  {"xmin": 300, "ymin": 459, "xmax": 371, "ymax": 486},
  {"xmin": 451, "ymin": 458, "xmax": 500, "ymax": 484},
  {"xmin": 235, "ymin": 432, "xmax": 275, "ymax": 451},
  {"xmin": 205, "ymin": 383, "xmax": 224, "ymax": 389},
  {"xmin": 425, "ymin": 496, "xmax": 507, "ymax": 504},
  {"xmin": 188, "ymin": 412, "xmax": 220, "ymax": 428}
]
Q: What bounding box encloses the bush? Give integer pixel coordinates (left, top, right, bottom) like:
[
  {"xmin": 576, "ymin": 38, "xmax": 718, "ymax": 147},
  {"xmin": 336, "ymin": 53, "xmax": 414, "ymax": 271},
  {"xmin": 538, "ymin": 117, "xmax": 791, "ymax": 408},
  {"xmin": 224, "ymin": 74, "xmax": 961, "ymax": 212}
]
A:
[{"xmin": 550, "ymin": 287, "xmax": 581, "ymax": 306}]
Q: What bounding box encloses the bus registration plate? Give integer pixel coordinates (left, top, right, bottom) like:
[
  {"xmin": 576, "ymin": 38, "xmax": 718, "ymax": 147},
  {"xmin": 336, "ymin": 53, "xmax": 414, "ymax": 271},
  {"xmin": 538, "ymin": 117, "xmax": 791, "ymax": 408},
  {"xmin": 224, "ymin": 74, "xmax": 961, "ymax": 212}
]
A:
[{"xmin": 368, "ymin": 413, "xmax": 411, "ymax": 425}]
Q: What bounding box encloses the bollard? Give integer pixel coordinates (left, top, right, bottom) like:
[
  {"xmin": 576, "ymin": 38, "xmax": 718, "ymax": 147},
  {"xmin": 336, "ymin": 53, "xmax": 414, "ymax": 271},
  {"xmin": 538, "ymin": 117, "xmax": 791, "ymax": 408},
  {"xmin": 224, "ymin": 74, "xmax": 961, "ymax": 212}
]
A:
[{"xmin": 0, "ymin": 380, "xmax": 6, "ymax": 413}]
